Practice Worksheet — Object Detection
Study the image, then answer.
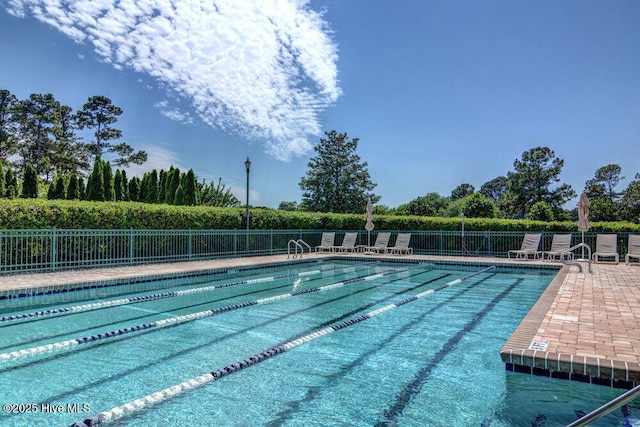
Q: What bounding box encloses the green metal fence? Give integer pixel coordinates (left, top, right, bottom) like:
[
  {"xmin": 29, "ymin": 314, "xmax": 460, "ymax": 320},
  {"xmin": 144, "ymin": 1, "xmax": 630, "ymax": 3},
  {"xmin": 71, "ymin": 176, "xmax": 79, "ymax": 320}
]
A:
[{"xmin": 0, "ymin": 229, "xmax": 635, "ymax": 274}]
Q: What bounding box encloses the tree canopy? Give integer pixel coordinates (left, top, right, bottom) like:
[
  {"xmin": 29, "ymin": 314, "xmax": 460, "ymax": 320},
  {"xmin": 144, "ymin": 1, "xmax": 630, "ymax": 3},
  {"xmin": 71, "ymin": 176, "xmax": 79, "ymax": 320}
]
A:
[
  {"xmin": 504, "ymin": 146, "xmax": 576, "ymax": 218},
  {"xmin": 299, "ymin": 130, "xmax": 380, "ymax": 213}
]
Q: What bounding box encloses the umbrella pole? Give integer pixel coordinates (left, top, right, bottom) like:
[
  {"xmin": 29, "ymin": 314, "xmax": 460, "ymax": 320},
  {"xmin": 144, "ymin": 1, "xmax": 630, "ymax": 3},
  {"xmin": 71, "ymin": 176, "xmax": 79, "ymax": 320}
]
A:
[{"xmin": 581, "ymin": 231, "xmax": 585, "ymax": 260}]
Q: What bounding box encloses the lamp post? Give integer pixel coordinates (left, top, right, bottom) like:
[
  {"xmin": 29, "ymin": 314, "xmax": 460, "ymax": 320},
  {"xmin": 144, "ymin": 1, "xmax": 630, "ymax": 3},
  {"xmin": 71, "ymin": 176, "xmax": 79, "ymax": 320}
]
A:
[{"xmin": 245, "ymin": 157, "xmax": 251, "ymax": 252}]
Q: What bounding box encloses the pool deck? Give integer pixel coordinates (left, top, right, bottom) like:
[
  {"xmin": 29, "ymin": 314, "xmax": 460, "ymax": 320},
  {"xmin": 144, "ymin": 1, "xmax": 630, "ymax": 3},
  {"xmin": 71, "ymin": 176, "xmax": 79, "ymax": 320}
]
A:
[{"xmin": 1, "ymin": 253, "xmax": 639, "ymax": 388}]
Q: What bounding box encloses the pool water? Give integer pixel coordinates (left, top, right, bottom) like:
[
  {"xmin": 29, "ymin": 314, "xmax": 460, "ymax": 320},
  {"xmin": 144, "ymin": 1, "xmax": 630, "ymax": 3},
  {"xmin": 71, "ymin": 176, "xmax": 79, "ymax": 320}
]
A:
[{"xmin": 0, "ymin": 259, "xmax": 637, "ymax": 426}]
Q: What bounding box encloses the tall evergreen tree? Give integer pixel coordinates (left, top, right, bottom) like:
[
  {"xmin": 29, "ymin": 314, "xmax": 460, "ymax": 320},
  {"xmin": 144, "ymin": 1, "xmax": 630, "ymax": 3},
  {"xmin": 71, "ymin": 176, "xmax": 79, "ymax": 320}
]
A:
[
  {"xmin": 157, "ymin": 169, "xmax": 167, "ymax": 203},
  {"xmin": 128, "ymin": 176, "xmax": 141, "ymax": 202},
  {"xmin": 164, "ymin": 167, "xmax": 181, "ymax": 204},
  {"xmin": 120, "ymin": 169, "xmax": 129, "ymax": 201},
  {"xmin": 103, "ymin": 160, "xmax": 114, "ymax": 201},
  {"xmin": 182, "ymin": 169, "xmax": 199, "ymax": 206},
  {"xmin": 5, "ymin": 168, "xmax": 17, "ymax": 198},
  {"xmin": 0, "ymin": 162, "xmax": 5, "ymax": 197},
  {"xmin": 86, "ymin": 156, "xmax": 105, "ymax": 201},
  {"xmin": 67, "ymin": 174, "xmax": 80, "ymax": 200},
  {"xmin": 0, "ymin": 90, "xmax": 19, "ymax": 161},
  {"xmin": 77, "ymin": 176, "xmax": 86, "ymax": 200},
  {"xmin": 143, "ymin": 169, "xmax": 158, "ymax": 204},
  {"xmin": 114, "ymin": 169, "xmax": 124, "ymax": 201},
  {"xmin": 75, "ymin": 95, "xmax": 147, "ymax": 166},
  {"xmin": 299, "ymin": 130, "xmax": 379, "ymax": 213},
  {"xmin": 21, "ymin": 163, "xmax": 38, "ymax": 198},
  {"xmin": 504, "ymin": 147, "xmax": 575, "ymax": 218}
]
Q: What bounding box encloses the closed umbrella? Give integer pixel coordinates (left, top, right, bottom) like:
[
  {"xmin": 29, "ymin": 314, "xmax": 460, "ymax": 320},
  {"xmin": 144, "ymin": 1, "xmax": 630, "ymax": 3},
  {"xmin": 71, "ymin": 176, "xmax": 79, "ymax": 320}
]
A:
[
  {"xmin": 577, "ymin": 192, "xmax": 590, "ymax": 259},
  {"xmin": 365, "ymin": 198, "xmax": 374, "ymax": 247}
]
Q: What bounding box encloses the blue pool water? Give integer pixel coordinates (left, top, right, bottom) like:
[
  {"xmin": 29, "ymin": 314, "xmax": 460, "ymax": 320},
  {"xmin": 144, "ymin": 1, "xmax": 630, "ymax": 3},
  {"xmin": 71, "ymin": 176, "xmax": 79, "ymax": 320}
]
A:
[{"xmin": 0, "ymin": 259, "xmax": 637, "ymax": 426}]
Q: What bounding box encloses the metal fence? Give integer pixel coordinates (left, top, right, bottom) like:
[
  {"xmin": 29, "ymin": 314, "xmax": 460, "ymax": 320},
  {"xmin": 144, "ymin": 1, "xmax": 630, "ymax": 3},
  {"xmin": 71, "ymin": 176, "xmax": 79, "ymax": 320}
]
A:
[{"xmin": 0, "ymin": 229, "xmax": 635, "ymax": 274}]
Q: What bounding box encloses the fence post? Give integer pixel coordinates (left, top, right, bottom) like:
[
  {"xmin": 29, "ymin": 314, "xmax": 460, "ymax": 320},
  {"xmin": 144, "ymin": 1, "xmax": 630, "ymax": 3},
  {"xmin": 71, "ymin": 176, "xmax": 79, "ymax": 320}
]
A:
[
  {"xmin": 233, "ymin": 228, "xmax": 237, "ymax": 257},
  {"xmin": 188, "ymin": 229, "xmax": 193, "ymax": 260},
  {"xmin": 129, "ymin": 228, "xmax": 134, "ymax": 265},
  {"xmin": 51, "ymin": 227, "xmax": 57, "ymax": 272}
]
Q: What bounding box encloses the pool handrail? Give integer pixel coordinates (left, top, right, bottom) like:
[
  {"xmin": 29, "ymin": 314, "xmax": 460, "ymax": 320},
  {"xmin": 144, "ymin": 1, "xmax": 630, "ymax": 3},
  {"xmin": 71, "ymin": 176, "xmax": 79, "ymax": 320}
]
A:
[
  {"xmin": 561, "ymin": 242, "xmax": 592, "ymax": 273},
  {"xmin": 566, "ymin": 383, "xmax": 640, "ymax": 427},
  {"xmin": 287, "ymin": 239, "xmax": 310, "ymax": 259}
]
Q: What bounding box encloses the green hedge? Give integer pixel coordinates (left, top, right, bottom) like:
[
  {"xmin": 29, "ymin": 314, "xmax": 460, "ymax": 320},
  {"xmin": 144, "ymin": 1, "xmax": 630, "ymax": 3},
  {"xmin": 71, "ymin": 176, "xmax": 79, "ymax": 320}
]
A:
[{"xmin": 1, "ymin": 199, "xmax": 639, "ymax": 232}]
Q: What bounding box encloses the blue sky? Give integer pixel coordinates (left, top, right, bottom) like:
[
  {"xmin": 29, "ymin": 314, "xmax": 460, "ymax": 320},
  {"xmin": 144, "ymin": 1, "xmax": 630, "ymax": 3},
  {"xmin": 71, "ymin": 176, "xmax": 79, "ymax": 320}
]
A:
[{"xmin": 1, "ymin": 1, "xmax": 639, "ymax": 209}]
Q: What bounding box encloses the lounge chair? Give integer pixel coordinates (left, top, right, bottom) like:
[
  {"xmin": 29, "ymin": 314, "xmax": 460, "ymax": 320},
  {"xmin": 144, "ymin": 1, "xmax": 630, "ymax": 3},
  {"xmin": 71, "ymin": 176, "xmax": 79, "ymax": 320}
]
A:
[
  {"xmin": 626, "ymin": 234, "xmax": 640, "ymax": 265},
  {"xmin": 361, "ymin": 232, "xmax": 391, "ymax": 254},
  {"xmin": 334, "ymin": 232, "xmax": 358, "ymax": 253},
  {"xmin": 390, "ymin": 233, "xmax": 413, "ymax": 255},
  {"xmin": 507, "ymin": 233, "xmax": 541, "ymax": 260},
  {"xmin": 592, "ymin": 234, "xmax": 619, "ymax": 264},
  {"xmin": 542, "ymin": 234, "xmax": 573, "ymax": 262},
  {"xmin": 315, "ymin": 232, "xmax": 336, "ymax": 253}
]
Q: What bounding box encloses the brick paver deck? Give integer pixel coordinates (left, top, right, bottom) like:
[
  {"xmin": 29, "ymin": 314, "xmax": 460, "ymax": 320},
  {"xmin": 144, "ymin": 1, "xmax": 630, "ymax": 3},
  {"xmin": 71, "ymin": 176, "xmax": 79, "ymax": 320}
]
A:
[{"xmin": 1, "ymin": 253, "xmax": 638, "ymax": 388}]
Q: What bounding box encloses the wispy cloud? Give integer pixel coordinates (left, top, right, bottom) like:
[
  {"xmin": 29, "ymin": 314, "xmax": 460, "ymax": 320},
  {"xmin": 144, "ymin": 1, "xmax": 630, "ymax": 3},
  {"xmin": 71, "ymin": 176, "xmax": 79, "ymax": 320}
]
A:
[
  {"xmin": 122, "ymin": 144, "xmax": 184, "ymax": 179},
  {"xmin": 5, "ymin": 0, "xmax": 341, "ymax": 160}
]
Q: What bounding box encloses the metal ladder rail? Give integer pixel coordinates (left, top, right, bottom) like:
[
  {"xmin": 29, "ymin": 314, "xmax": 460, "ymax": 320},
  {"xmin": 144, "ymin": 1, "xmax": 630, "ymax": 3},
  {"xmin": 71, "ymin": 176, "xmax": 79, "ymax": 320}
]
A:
[
  {"xmin": 566, "ymin": 383, "xmax": 640, "ymax": 427},
  {"xmin": 297, "ymin": 239, "xmax": 311, "ymax": 255},
  {"xmin": 287, "ymin": 240, "xmax": 303, "ymax": 259},
  {"xmin": 562, "ymin": 242, "xmax": 592, "ymax": 273},
  {"xmin": 287, "ymin": 239, "xmax": 310, "ymax": 259}
]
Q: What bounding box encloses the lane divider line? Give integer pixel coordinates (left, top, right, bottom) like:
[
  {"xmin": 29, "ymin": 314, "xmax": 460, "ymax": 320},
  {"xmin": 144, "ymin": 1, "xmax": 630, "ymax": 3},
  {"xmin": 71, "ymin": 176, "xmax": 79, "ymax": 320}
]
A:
[
  {"xmin": 68, "ymin": 265, "xmax": 493, "ymax": 426},
  {"xmin": 0, "ymin": 262, "xmax": 379, "ymax": 324},
  {"xmin": 0, "ymin": 263, "xmax": 433, "ymax": 363}
]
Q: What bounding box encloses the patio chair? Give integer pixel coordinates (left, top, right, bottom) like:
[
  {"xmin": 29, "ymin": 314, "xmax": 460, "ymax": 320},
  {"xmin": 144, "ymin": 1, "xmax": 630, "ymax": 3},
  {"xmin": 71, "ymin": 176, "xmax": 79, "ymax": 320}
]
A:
[
  {"xmin": 625, "ymin": 234, "xmax": 640, "ymax": 265},
  {"xmin": 389, "ymin": 233, "xmax": 413, "ymax": 255},
  {"xmin": 315, "ymin": 232, "xmax": 336, "ymax": 253},
  {"xmin": 507, "ymin": 233, "xmax": 542, "ymax": 260},
  {"xmin": 334, "ymin": 232, "xmax": 358, "ymax": 253},
  {"xmin": 592, "ymin": 234, "xmax": 619, "ymax": 264},
  {"xmin": 361, "ymin": 232, "xmax": 391, "ymax": 254},
  {"xmin": 542, "ymin": 234, "xmax": 573, "ymax": 262}
]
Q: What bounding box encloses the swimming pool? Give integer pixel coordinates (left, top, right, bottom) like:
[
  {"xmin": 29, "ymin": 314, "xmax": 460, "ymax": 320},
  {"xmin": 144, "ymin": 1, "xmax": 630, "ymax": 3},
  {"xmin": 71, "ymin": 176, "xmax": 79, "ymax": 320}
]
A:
[{"xmin": 0, "ymin": 258, "xmax": 637, "ymax": 426}]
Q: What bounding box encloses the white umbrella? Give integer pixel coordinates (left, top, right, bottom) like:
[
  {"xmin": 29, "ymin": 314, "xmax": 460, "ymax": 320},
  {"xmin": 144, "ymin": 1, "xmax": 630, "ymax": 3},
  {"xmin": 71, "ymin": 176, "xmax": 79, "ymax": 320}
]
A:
[
  {"xmin": 365, "ymin": 198, "xmax": 374, "ymax": 246},
  {"xmin": 577, "ymin": 192, "xmax": 591, "ymax": 259}
]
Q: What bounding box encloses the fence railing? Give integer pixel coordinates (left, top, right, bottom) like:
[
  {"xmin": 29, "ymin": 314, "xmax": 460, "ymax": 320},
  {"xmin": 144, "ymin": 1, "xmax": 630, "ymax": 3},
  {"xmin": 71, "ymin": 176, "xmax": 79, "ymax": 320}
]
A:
[{"xmin": 0, "ymin": 229, "xmax": 635, "ymax": 274}]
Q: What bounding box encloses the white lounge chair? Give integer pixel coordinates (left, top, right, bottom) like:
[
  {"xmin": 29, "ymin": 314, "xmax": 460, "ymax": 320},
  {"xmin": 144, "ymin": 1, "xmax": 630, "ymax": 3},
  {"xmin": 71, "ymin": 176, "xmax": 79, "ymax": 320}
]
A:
[
  {"xmin": 361, "ymin": 232, "xmax": 391, "ymax": 254},
  {"xmin": 625, "ymin": 234, "xmax": 640, "ymax": 265},
  {"xmin": 592, "ymin": 234, "xmax": 619, "ymax": 264},
  {"xmin": 390, "ymin": 233, "xmax": 413, "ymax": 255},
  {"xmin": 508, "ymin": 233, "xmax": 541, "ymax": 260},
  {"xmin": 542, "ymin": 234, "xmax": 573, "ymax": 262},
  {"xmin": 315, "ymin": 232, "xmax": 336, "ymax": 253},
  {"xmin": 334, "ymin": 232, "xmax": 358, "ymax": 253}
]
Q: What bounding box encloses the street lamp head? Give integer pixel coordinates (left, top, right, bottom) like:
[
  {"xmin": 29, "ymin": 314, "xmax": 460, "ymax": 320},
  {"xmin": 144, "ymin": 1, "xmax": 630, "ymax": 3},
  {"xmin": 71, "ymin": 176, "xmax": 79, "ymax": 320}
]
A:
[{"xmin": 245, "ymin": 157, "xmax": 251, "ymax": 172}]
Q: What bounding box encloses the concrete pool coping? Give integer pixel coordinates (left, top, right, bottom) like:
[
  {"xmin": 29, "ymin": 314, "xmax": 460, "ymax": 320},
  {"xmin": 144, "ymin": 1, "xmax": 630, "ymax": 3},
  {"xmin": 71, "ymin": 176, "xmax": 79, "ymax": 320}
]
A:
[{"xmin": 0, "ymin": 252, "xmax": 638, "ymax": 388}]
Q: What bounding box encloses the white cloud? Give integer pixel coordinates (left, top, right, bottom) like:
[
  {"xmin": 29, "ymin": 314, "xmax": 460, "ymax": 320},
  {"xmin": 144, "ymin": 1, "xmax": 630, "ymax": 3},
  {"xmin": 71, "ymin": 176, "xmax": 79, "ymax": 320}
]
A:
[
  {"xmin": 5, "ymin": 0, "xmax": 341, "ymax": 161},
  {"xmin": 121, "ymin": 145, "xmax": 183, "ymax": 179}
]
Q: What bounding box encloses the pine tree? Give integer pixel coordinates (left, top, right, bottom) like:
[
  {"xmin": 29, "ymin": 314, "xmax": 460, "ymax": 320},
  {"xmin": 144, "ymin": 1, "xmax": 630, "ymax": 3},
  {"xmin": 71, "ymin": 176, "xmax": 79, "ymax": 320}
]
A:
[
  {"xmin": 5, "ymin": 169, "xmax": 18, "ymax": 199},
  {"xmin": 54, "ymin": 175, "xmax": 66, "ymax": 199},
  {"xmin": 182, "ymin": 169, "xmax": 199, "ymax": 206},
  {"xmin": 103, "ymin": 161, "xmax": 114, "ymax": 201},
  {"xmin": 128, "ymin": 176, "xmax": 141, "ymax": 202},
  {"xmin": 77, "ymin": 176, "xmax": 85, "ymax": 200},
  {"xmin": 143, "ymin": 169, "xmax": 158, "ymax": 204},
  {"xmin": 299, "ymin": 130, "xmax": 379, "ymax": 213},
  {"xmin": 164, "ymin": 167, "xmax": 181, "ymax": 204},
  {"xmin": 120, "ymin": 170, "xmax": 129, "ymax": 201},
  {"xmin": 0, "ymin": 163, "xmax": 5, "ymax": 198},
  {"xmin": 114, "ymin": 169, "xmax": 123, "ymax": 201},
  {"xmin": 67, "ymin": 174, "xmax": 80, "ymax": 200},
  {"xmin": 157, "ymin": 169, "xmax": 166, "ymax": 203},
  {"xmin": 21, "ymin": 163, "xmax": 38, "ymax": 198},
  {"xmin": 86, "ymin": 156, "xmax": 105, "ymax": 201},
  {"xmin": 174, "ymin": 183, "xmax": 185, "ymax": 205}
]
